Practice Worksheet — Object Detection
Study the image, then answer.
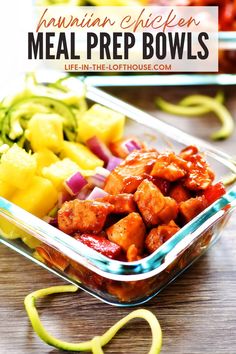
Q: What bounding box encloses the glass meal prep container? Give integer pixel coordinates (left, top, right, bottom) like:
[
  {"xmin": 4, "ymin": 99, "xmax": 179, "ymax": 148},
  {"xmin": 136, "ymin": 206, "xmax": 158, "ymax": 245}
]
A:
[{"xmin": 0, "ymin": 84, "xmax": 236, "ymax": 306}]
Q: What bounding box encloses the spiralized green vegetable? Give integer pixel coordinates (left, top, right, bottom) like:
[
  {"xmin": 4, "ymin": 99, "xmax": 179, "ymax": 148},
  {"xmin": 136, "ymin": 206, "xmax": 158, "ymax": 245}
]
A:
[
  {"xmin": 24, "ymin": 285, "xmax": 162, "ymax": 354},
  {"xmin": 156, "ymin": 91, "xmax": 234, "ymax": 140},
  {"xmin": 156, "ymin": 91, "xmax": 224, "ymax": 117}
]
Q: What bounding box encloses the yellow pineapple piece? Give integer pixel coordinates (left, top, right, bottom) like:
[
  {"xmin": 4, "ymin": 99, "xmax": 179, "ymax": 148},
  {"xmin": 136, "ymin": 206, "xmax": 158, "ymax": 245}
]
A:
[
  {"xmin": 60, "ymin": 141, "xmax": 103, "ymax": 170},
  {"xmin": 42, "ymin": 158, "xmax": 81, "ymax": 190},
  {"xmin": 0, "ymin": 179, "xmax": 15, "ymax": 199},
  {"xmin": 34, "ymin": 149, "xmax": 59, "ymax": 175},
  {"xmin": 0, "ymin": 144, "xmax": 36, "ymax": 189},
  {"xmin": 78, "ymin": 104, "xmax": 125, "ymax": 143},
  {"xmin": 22, "ymin": 235, "xmax": 42, "ymax": 249},
  {"xmin": 26, "ymin": 113, "xmax": 64, "ymax": 153},
  {"xmin": 0, "ymin": 219, "xmax": 26, "ymax": 240},
  {"xmin": 11, "ymin": 176, "xmax": 58, "ymax": 218}
]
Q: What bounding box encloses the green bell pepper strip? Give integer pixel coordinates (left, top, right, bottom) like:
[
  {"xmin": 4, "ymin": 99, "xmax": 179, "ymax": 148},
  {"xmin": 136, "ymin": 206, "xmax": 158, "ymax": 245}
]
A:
[{"xmin": 24, "ymin": 285, "xmax": 162, "ymax": 354}]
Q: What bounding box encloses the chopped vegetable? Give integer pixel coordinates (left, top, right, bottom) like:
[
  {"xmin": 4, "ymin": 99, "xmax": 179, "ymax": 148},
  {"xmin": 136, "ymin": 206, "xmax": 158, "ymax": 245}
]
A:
[
  {"xmin": 110, "ymin": 137, "xmax": 144, "ymax": 158},
  {"xmin": 11, "ymin": 176, "xmax": 58, "ymax": 218},
  {"xmin": 34, "ymin": 149, "xmax": 59, "ymax": 175},
  {"xmin": 24, "ymin": 285, "xmax": 162, "ymax": 353},
  {"xmin": 86, "ymin": 186, "xmax": 109, "ymax": 200},
  {"xmin": 106, "ymin": 156, "xmax": 123, "ymax": 171},
  {"xmin": 26, "ymin": 113, "xmax": 64, "ymax": 152},
  {"xmin": 123, "ymin": 138, "xmax": 142, "ymax": 153},
  {"xmin": 0, "ymin": 179, "xmax": 16, "ymax": 199},
  {"xmin": 60, "ymin": 141, "xmax": 104, "ymax": 170},
  {"xmin": 75, "ymin": 233, "xmax": 122, "ymax": 259},
  {"xmin": 88, "ymin": 174, "xmax": 106, "ymax": 188},
  {"xmin": 22, "ymin": 235, "xmax": 42, "ymax": 249},
  {"xmin": 58, "ymin": 189, "xmax": 72, "ymax": 207},
  {"xmin": 64, "ymin": 171, "xmax": 88, "ymax": 196},
  {"xmin": 1, "ymin": 96, "xmax": 77, "ymax": 145},
  {"xmin": 86, "ymin": 136, "xmax": 112, "ymax": 164},
  {"xmin": 42, "ymin": 158, "xmax": 83, "ymax": 190},
  {"xmin": 78, "ymin": 104, "xmax": 125, "ymax": 144},
  {"xmin": 156, "ymin": 92, "xmax": 234, "ymax": 140},
  {"xmin": 88, "ymin": 167, "xmax": 110, "ymax": 188},
  {"xmin": 0, "ymin": 144, "xmax": 36, "ymax": 189},
  {"xmin": 76, "ymin": 184, "xmax": 94, "ymax": 200},
  {"xmin": 203, "ymin": 182, "xmax": 226, "ymax": 205}
]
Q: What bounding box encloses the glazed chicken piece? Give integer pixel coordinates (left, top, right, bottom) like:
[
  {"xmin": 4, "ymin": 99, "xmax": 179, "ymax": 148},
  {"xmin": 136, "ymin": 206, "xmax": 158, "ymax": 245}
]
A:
[
  {"xmin": 151, "ymin": 152, "xmax": 188, "ymax": 182},
  {"xmin": 145, "ymin": 220, "xmax": 180, "ymax": 254},
  {"xmin": 96, "ymin": 193, "xmax": 136, "ymax": 214},
  {"xmin": 58, "ymin": 199, "xmax": 114, "ymax": 235},
  {"xmin": 104, "ymin": 149, "xmax": 159, "ymax": 194},
  {"xmin": 180, "ymin": 145, "xmax": 199, "ymax": 159},
  {"xmin": 158, "ymin": 197, "xmax": 179, "ymax": 224},
  {"xmin": 127, "ymin": 244, "xmax": 142, "ymax": 262},
  {"xmin": 149, "ymin": 176, "xmax": 170, "ymax": 195},
  {"xmin": 180, "ymin": 146, "xmax": 215, "ymax": 190},
  {"xmin": 36, "ymin": 244, "xmax": 69, "ymax": 271},
  {"xmin": 109, "ymin": 137, "xmax": 146, "ymax": 159},
  {"xmin": 134, "ymin": 179, "xmax": 178, "ymax": 227},
  {"xmin": 179, "ymin": 196, "xmax": 208, "ymax": 223},
  {"xmin": 74, "ymin": 233, "xmax": 123, "ymax": 259},
  {"xmin": 169, "ymin": 183, "xmax": 191, "ymax": 203},
  {"xmin": 184, "ymin": 154, "xmax": 215, "ymax": 190},
  {"xmin": 106, "ymin": 212, "xmax": 146, "ymax": 252},
  {"xmin": 145, "ymin": 228, "xmax": 163, "ymax": 254}
]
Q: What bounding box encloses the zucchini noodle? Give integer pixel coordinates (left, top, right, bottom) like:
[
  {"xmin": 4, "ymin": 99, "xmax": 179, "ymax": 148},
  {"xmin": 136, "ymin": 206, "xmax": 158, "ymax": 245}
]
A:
[
  {"xmin": 24, "ymin": 285, "xmax": 162, "ymax": 353},
  {"xmin": 156, "ymin": 91, "xmax": 224, "ymax": 117},
  {"xmin": 156, "ymin": 91, "xmax": 234, "ymax": 140}
]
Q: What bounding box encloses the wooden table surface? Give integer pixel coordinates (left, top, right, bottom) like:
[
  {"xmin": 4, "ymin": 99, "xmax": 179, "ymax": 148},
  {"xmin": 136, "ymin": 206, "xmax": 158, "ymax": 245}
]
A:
[{"xmin": 1, "ymin": 85, "xmax": 236, "ymax": 354}]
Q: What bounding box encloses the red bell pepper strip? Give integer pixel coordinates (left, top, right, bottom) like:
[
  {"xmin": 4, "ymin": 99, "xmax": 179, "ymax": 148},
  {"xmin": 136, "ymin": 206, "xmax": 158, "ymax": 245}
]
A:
[
  {"xmin": 203, "ymin": 182, "xmax": 226, "ymax": 206},
  {"xmin": 74, "ymin": 233, "xmax": 123, "ymax": 259}
]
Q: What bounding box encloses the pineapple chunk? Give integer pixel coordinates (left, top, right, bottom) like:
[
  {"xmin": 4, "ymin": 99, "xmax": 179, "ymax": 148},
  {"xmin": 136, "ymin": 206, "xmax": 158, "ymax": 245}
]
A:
[
  {"xmin": 0, "ymin": 219, "xmax": 27, "ymax": 240},
  {"xmin": 0, "ymin": 144, "xmax": 36, "ymax": 189},
  {"xmin": 22, "ymin": 235, "xmax": 42, "ymax": 249},
  {"xmin": 34, "ymin": 149, "xmax": 59, "ymax": 175},
  {"xmin": 60, "ymin": 141, "xmax": 103, "ymax": 170},
  {"xmin": 42, "ymin": 158, "xmax": 81, "ymax": 190},
  {"xmin": 11, "ymin": 176, "xmax": 58, "ymax": 218},
  {"xmin": 26, "ymin": 113, "xmax": 64, "ymax": 152},
  {"xmin": 78, "ymin": 104, "xmax": 125, "ymax": 143},
  {"xmin": 0, "ymin": 179, "xmax": 15, "ymax": 199}
]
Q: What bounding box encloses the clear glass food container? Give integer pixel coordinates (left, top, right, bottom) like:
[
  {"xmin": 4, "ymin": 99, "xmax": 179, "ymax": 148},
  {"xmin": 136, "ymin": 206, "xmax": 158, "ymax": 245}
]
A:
[{"xmin": 0, "ymin": 84, "xmax": 236, "ymax": 306}]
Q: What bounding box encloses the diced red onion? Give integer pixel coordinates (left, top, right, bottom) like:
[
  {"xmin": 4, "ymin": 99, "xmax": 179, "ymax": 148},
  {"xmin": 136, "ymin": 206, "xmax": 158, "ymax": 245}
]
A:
[
  {"xmin": 64, "ymin": 171, "xmax": 88, "ymax": 196},
  {"xmin": 95, "ymin": 167, "xmax": 110, "ymax": 178},
  {"xmin": 88, "ymin": 174, "xmax": 106, "ymax": 188},
  {"xmin": 76, "ymin": 184, "xmax": 93, "ymax": 200},
  {"xmin": 86, "ymin": 136, "xmax": 112, "ymax": 164},
  {"xmin": 58, "ymin": 190, "xmax": 72, "ymax": 207},
  {"xmin": 49, "ymin": 217, "xmax": 58, "ymax": 227},
  {"xmin": 86, "ymin": 187, "xmax": 109, "ymax": 200},
  {"xmin": 43, "ymin": 216, "xmax": 58, "ymax": 227},
  {"xmin": 123, "ymin": 139, "xmax": 142, "ymax": 153},
  {"xmin": 87, "ymin": 167, "xmax": 110, "ymax": 188},
  {"xmin": 107, "ymin": 156, "xmax": 123, "ymax": 171}
]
